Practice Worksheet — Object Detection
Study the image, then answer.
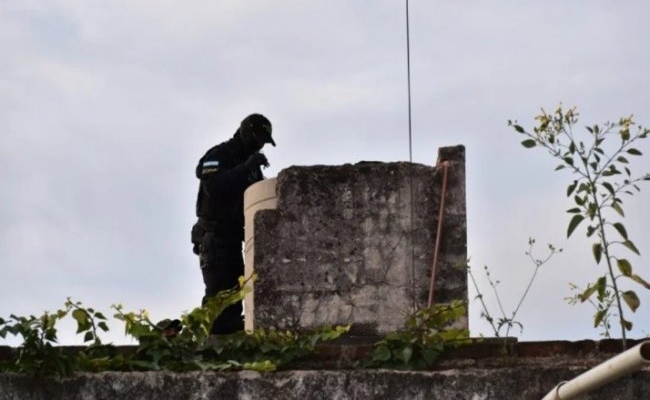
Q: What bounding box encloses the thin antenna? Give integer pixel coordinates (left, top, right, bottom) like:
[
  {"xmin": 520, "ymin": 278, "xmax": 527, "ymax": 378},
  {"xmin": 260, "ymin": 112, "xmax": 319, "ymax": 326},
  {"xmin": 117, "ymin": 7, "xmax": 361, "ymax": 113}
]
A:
[
  {"xmin": 406, "ymin": 0, "xmax": 416, "ymax": 310},
  {"xmin": 406, "ymin": 0, "xmax": 413, "ymax": 163}
]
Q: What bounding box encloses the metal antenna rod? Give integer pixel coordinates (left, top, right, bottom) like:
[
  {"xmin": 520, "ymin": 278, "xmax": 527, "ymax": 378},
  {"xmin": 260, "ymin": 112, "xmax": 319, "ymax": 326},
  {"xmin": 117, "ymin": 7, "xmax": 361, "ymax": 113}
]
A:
[
  {"xmin": 406, "ymin": 0, "xmax": 413, "ymax": 163},
  {"xmin": 406, "ymin": 0, "xmax": 416, "ymax": 310}
]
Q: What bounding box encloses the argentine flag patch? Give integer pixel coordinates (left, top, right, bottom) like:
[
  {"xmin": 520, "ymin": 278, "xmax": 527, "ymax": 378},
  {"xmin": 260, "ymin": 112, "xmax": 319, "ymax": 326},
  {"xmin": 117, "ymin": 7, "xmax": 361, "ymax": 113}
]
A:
[{"xmin": 202, "ymin": 160, "xmax": 220, "ymax": 175}]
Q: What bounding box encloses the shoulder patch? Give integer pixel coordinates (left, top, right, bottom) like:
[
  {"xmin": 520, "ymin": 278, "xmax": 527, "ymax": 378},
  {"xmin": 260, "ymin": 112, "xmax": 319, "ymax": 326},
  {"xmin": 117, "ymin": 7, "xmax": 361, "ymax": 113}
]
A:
[{"xmin": 201, "ymin": 160, "xmax": 220, "ymax": 175}]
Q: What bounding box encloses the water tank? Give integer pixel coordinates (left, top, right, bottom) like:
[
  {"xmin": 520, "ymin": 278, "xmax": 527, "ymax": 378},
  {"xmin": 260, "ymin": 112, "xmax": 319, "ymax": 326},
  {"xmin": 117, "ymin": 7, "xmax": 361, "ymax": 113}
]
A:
[{"xmin": 242, "ymin": 177, "xmax": 277, "ymax": 330}]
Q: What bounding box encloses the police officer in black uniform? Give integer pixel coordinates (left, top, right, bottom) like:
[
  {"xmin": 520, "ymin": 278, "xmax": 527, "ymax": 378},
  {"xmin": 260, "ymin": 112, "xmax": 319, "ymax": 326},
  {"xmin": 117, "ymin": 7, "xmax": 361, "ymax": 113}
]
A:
[{"xmin": 191, "ymin": 113, "xmax": 275, "ymax": 335}]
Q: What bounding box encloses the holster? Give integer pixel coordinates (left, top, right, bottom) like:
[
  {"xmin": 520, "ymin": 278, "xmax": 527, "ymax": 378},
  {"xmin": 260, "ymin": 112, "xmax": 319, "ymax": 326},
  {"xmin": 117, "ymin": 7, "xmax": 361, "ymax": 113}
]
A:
[
  {"xmin": 199, "ymin": 231, "xmax": 243, "ymax": 271},
  {"xmin": 191, "ymin": 222, "xmax": 205, "ymax": 255}
]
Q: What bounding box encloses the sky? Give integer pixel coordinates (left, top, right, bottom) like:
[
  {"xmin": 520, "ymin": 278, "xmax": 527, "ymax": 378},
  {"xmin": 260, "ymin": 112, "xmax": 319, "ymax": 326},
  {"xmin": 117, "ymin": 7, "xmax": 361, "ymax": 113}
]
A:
[{"xmin": 2, "ymin": 1, "xmax": 650, "ymax": 345}]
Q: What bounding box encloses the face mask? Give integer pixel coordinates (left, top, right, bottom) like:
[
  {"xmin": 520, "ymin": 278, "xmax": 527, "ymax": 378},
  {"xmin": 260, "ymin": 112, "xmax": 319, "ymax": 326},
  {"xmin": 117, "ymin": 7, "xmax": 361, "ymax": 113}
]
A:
[{"xmin": 241, "ymin": 130, "xmax": 264, "ymax": 152}]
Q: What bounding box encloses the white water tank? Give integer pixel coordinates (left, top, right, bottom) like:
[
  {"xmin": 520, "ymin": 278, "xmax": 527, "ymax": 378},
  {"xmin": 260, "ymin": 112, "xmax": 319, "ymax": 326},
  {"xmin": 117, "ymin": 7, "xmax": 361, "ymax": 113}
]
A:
[{"xmin": 242, "ymin": 177, "xmax": 277, "ymax": 330}]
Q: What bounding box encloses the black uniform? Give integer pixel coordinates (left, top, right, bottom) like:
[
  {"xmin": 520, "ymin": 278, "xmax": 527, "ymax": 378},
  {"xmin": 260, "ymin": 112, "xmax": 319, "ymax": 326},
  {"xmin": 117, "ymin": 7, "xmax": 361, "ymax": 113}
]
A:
[{"xmin": 191, "ymin": 131, "xmax": 265, "ymax": 334}]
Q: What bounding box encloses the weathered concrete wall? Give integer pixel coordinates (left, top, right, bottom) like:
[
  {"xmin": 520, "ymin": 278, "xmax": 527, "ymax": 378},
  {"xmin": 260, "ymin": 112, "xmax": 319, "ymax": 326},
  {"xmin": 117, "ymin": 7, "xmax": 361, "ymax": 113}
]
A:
[
  {"xmin": 2, "ymin": 339, "xmax": 649, "ymax": 399},
  {"xmin": 248, "ymin": 145, "xmax": 467, "ymax": 335},
  {"xmin": 2, "ymin": 366, "xmax": 649, "ymax": 400}
]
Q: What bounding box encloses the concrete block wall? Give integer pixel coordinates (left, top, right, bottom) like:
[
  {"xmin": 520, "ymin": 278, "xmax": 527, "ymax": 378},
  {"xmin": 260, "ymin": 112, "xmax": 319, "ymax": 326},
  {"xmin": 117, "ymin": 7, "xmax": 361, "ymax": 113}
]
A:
[
  {"xmin": 245, "ymin": 145, "xmax": 467, "ymax": 335},
  {"xmin": 2, "ymin": 339, "xmax": 649, "ymax": 399},
  {"xmin": 0, "ymin": 368, "xmax": 648, "ymax": 400}
]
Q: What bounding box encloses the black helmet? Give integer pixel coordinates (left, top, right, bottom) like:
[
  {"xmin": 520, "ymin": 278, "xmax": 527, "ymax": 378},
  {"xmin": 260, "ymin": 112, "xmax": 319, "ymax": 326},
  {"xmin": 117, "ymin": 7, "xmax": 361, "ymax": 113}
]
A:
[{"xmin": 240, "ymin": 114, "xmax": 275, "ymax": 151}]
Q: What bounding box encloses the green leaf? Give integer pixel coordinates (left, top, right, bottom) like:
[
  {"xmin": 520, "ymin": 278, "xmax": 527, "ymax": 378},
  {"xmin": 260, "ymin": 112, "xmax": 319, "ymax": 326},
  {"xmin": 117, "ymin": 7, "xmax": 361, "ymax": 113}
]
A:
[
  {"xmin": 579, "ymin": 284, "xmax": 598, "ymax": 302},
  {"xmin": 623, "ymin": 240, "xmax": 641, "ymax": 256},
  {"xmin": 373, "ymin": 345, "xmax": 391, "ymax": 362},
  {"xmin": 622, "ymin": 319, "xmax": 633, "ymax": 331},
  {"xmin": 617, "ymin": 259, "xmax": 632, "ymax": 277},
  {"xmin": 567, "ymin": 214, "xmax": 585, "ymax": 238},
  {"xmin": 84, "ymin": 331, "xmax": 94, "ymax": 342},
  {"xmin": 521, "ymin": 139, "xmax": 536, "ymax": 148},
  {"xmin": 94, "ymin": 312, "xmax": 107, "ymax": 320},
  {"xmin": 513, "ymin": 124, "xmax": 525, "ymax": 133},
  {"xmin": 617, "ymin": 156, "xmax": 629, "ymax": 164},
  {"xmin": 586, "ymin": 225, "xmax": 597, "ymax": 237},
  {"xmin": 612, "ymin": 202, "xmax": 625, "ymax": 217},
  {"xmin": 587, "ymin": 202, "xmax": 597, "ymax": 220},
  {"xmin": 622, "ymin": 291, "xmax": 640, "ymax": 312},
  {"xmin": 621, "ymin": 129, "xmax": 631, "ymax": 142},
  {"xmin": 592, "ymin": 243, "xmax": 602, "ymax": 264},
  {"xmin": 567, "ymin": 180, "xmax": 578, "ymax": 197},
  {"xmin": 602, "ymin": 182, "xmax": 615, "ymax": 196},
  {"xmin": 613, "ymin": 222, "xmax": 628, "ymax": 240},
  {"xmin": 578, "ymin": 182, "xmax": 591, "ymax": 194},
  {"xmin": 628, "ymin": 148, "xmax": 642, "ymax": 156},
  {"xmin": 597, "ymin": 276, "xmax": 607, "ymax": 301},
  {"xmin": 72, "ymin": 309, "xmax": 90, "ymax": 333},
  {"xmin": 72, "ymin": 309, "xmax": 86, "ymax": 324},
  {"xmin": 421, "ymin": 348, "xmax": 439, "ymax": 365},
  {"xmin": 555, "ymin": 165, "xmax": 566, "ymax": 171},
  {"xmin": 401, "ymin": 346, "xmax": 413, "ymax": 364},
  {"xmin": 593, "ymin": 310, "xmax": 606, "ymax": 328},
  {"xmin": 631, "ymin": 274, "xmax": 650, "ymax": 289},
  {"xmin": 566, "ymin": 207, "xmax": 581, "ymax": 214}
]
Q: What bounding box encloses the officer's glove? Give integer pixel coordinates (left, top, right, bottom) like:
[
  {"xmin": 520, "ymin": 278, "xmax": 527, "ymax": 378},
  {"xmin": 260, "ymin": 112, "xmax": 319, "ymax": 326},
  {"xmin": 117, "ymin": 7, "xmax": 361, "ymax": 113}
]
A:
[{"xmin": 245, "ymin": 152, "xmax": 269, "ymax": 171}]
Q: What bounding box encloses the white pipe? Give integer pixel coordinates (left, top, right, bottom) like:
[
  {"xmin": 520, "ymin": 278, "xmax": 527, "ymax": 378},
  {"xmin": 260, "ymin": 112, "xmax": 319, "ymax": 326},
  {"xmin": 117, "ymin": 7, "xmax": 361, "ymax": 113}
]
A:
[{"xmin": 542, "ymin": 340, "xmax": 650, "ymax": 400}]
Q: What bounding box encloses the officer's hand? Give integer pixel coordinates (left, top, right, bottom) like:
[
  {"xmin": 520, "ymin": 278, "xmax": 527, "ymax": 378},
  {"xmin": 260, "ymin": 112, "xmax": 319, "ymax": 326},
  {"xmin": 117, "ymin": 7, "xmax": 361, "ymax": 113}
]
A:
[{"xmin": 245, "ymin": 152, "xmax": 269, "ymax": 171}]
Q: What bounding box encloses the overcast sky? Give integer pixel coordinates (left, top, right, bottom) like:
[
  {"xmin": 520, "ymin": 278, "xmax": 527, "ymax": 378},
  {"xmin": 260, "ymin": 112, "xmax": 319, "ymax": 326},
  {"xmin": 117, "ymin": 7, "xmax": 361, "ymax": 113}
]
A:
[{"xmin": 2, "ymin": 1, "xmax": 650, "ymax": 345}]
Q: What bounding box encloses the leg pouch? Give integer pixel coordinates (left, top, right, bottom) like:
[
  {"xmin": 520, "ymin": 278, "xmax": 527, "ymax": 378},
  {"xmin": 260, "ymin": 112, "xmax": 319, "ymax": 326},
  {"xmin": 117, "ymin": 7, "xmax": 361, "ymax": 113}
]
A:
[
  {"xmin": 199, "ymin": 232, "xmax": 216, "ymax": 270},
  {"xmin": 191, "ymin": 222, "xmax": 204, "ymax": 255}
]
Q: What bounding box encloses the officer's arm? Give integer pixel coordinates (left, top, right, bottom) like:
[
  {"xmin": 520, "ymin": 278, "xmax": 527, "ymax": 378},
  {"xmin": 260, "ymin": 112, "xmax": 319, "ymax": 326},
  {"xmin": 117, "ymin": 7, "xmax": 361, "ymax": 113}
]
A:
[{"xmin": 199, "ymin": 156, "xmax": 251, "ymax": 199}]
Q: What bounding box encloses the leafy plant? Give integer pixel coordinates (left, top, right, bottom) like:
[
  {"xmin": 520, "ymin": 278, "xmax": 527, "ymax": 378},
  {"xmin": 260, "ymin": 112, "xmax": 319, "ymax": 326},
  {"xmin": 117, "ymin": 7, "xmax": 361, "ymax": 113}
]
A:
[
  {"xmin": 565, "ymin": 282, "xmax": 616, "ymax": 338},
  {"xmin": 213, "ymin": 325, "xmax": 350, "ymax": 371},
  {"xmin": 0, "ymin": 308, "xmax": 73, "ymax": 376},
  {"xmin": 66, "ymin": 298, "xmax": 110, "ymax": 345},
  {"xmin": 111, "ymin": 276, "xmax": 350, "ymax": 372},
  {"xmin": 510, "ymin": 105, "xmax": 650, "ymax": 347},
  {"xmin": 0, "ymin": 275, "xmax": 349, "ymax": 375},
  {"xmin": 469, "ymin": 238, "xmax": 561, "ymax": 338},
  {"xmin": 110, "ymin": 276, "xmax": 251, "ymax": 371},
  {"xmin": 362, "ymin": 300, "xmax": 470, "ymax": 369}
]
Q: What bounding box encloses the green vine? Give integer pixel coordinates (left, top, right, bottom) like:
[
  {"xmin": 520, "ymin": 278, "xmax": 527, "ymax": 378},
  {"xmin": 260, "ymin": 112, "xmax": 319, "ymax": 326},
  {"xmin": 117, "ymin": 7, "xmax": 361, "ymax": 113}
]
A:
[
  {"xmin": 0, "ymin": 276, "xmax": 349, "ymax": 376},
  {"xmin": 362, "ymin": 300, "xmax": 470, "ymax": 369},
  {"xmin": 1, "ymin": 275, "xmax": 472, "ymax": 375}
]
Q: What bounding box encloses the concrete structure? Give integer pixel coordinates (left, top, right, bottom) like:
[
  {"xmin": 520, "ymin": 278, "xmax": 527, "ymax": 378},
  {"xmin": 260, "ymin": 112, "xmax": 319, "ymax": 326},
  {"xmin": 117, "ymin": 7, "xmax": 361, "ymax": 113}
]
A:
[
  {"xmin": 243, "ymin": 145, "xmax": 467, "ymax": 335},
  {"xmin": 2, "ymin": 339, "xmax": 649, "ymax": 400},
  {"xmin": 2, "ymin": 145, "xmax": 648, "ymax": 399}
]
